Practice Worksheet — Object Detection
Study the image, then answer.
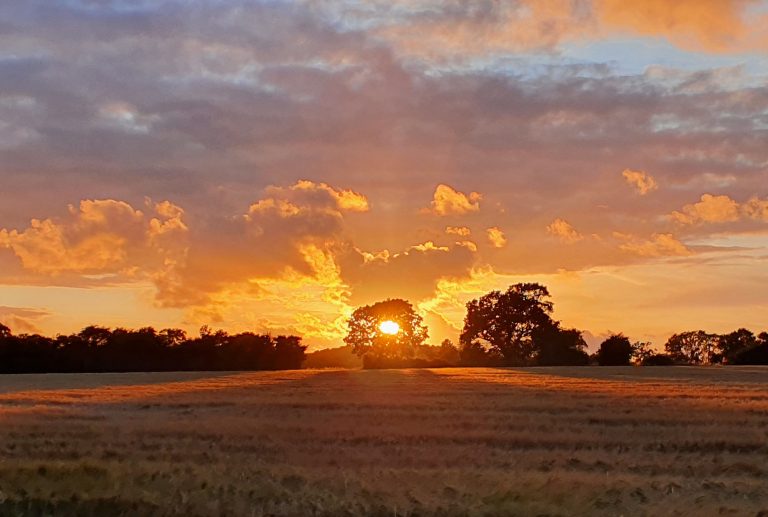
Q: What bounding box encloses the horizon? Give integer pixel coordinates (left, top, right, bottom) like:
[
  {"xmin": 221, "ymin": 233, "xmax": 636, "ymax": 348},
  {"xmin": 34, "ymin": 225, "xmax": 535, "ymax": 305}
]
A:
[{"xmin": 1, "ymin": 1, "xmax": 767, "ymax": 351}]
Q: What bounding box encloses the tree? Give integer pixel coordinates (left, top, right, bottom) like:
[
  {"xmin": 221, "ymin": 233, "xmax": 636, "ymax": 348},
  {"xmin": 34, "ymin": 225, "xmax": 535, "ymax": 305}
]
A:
[
  {"xmin": 596, "ymin": 334, "xmax": 633, "ymax": 366},
  {"xmin": 717, "ymin": 328, "xmax": 758, "ymax": 364},
  {"xmin": 437, "ymin": 339, "xmax": 461, "ymax": 365},
  {"xmin": 344, "ymin": 299, "xmax": 428, "ymax": 366},
  {"xmin": 641, "ymin": 353, "xmax": 675, "ymax": 366},
  {"xmin": 631, "ymin": 341, "xmax": 654, "ymax": 365},
  {"xmin": 460, "ymin": 283, "xmax": 554, "ymax": 366},
  {"xmin": 0, "ymin": 323, "xmax": 11, "ymax": 338},
  {"xmin": 532, "ymin": 324, "xmax": 589, "ymax": 366},
  {"xmin": 272, "ymin": 335, "xmax": 307, "ymax": 370},
  {"xmin": 664, "ymin": 331, "xmax": 717, "ymax": 364},
  {"xmin": 159, "ymin": 328, "xmax": 187, "ymax": 347}
]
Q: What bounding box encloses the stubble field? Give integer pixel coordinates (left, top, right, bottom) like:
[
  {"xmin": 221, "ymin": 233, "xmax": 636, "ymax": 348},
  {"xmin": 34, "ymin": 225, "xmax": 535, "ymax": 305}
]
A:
[{"xmin": 1, "ymin": 366, "xmax": 768, "ymax": 516}]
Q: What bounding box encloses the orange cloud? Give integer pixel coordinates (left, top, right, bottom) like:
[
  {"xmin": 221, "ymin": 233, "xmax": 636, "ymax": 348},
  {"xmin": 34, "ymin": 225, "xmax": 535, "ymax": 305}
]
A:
[
  {"xmin": 371, "ymin": 0, "xmax": 766, "ymax": 59},
  {"xmin": 339, "ymin": 240, "xmax": 478, "ymax": 303},
  {"xmin": 546, "ymin": 218, "xmax": 583, "ymax": 243},
  {"xmin": 0, "ymin": 199, "xmax": 187, "ymax": 276},
  {"xmin": 486, "ymin": 227, "xmax": 507, "ymax": 248},
  {"xmin": 596, "ymin": 0, "xmax": 760, "ymax": 52},
  {"xmin": 0, "ymin": 306, "xmax": 50, "ymax": 334},
  {"xmin": 428, "ymin": 184, "xmax": 481, "ymax": 215},
  {"xmin": 446, "ymin": 226, "xmax": 471, "ymax": 237},
  {"xmin": 615, "ymin": 233, "xmax": 691, "ymax": 257},
  {"xmin": 671, "ymin": 194, "xmax": 741, "ymax": 225},
  {"xmin": 622, "ymin": 169, "xmax": 658, "ymax": 195},
  {"xmin": 743, "ymin": 196, "xmax": 768, "ymax": 222}
]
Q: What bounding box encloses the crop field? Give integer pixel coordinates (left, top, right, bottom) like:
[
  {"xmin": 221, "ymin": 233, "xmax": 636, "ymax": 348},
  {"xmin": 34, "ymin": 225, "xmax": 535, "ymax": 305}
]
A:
[{"xmin": 1, "ymin": 367, "xmax": 768, "ymax": 516}]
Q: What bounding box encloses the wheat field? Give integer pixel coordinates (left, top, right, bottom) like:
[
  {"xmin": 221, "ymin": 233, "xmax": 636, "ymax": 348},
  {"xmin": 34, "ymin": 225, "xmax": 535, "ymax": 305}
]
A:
[{"xmin": 1, "ymin": 367, "xmax": 768, "ymax": 516}]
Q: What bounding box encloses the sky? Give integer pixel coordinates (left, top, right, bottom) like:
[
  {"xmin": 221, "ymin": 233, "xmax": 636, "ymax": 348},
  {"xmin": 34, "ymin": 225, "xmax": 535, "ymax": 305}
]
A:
[{"xmin": 0, "ymin": 0, "xmax": 767, "ymax": 350}]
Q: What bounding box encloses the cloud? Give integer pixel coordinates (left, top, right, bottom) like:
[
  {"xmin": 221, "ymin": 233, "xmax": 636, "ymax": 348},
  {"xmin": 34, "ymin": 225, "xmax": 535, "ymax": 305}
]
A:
[
  {"xmin": 486, "ymin": 227, "xmax": 507, "ymax": 248},
  {"xmin": 546, "ymin": 218, "xmax": 583, "ymax": 243},
  {"xmin": 339, "ymin": 240, "xmax": 478, "ymax": 303},
  {"xmin": 671, "ymin": 194, "xmax": 742, "ymax": 225},
  {"xmin": 0, "ymin": 306, "xmax": 50, "ymax": 334},
  {"xmin": 159, "ymin": 180, "xmax": 369, "ymax": 308},
  {"xmin": 622, "ymin": 169, "xmax": 658, "ymax": 195},
  {"xmin": 743, "ymin": 196, "xmax": 768, "ymax": 222},
  {"xmin": 0, "ymin": 199, "xmax": 187, "ymax": 277},
  {"xmin": 428, "ymin": 184, "xmax": 481, "ymax": 215},
  {"xmin": 615, "ymin": 233, "xmax": 691, "ymax": 257},
  {"xmin": 446, "ymin": 226, "xmax": 471, "ymax": 236},
  {"xmin": 596, "ymin": 0, "xmax": 763, "ymax": 53},
  {"xmin": 337, "ymin": 0, "xmax": 767, "ymax": 61}
]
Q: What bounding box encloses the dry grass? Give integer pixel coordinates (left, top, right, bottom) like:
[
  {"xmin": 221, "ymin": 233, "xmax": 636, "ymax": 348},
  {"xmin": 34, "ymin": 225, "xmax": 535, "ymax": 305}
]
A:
[{"xmin": 2, "ymin": 367, "xmax": 768, "ymax": 516}]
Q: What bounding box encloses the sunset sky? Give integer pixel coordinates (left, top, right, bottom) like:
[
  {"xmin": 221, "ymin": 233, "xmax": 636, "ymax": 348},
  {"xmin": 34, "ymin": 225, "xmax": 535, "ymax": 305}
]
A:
[{"xmin": 1, "ymin": 0, "xmax": 767, "ymax": 349}]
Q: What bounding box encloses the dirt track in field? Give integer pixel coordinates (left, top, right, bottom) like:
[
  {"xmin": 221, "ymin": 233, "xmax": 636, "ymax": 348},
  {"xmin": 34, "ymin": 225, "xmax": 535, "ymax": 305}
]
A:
[{"xmin": 1, "ymin": 366, "xmax": 768, "ymax": 516}]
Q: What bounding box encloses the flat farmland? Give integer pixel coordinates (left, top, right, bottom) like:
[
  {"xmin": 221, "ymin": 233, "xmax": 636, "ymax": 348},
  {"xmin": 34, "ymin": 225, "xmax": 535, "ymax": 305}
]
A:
[{"xmin": 1, "ymin": 367, "xmax": 768, "ymax": 516}]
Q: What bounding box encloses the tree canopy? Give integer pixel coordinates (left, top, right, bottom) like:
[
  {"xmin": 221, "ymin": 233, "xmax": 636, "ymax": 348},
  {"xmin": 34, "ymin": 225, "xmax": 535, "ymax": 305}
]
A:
[
  {"xmin": 596, "ymin": 334, "xmax": 634, "ymax": 366},
  {"xmin": 344, "ymin": 299, "xmax": 428, "ymax": 367},
  {"xmin": 665, "ymin": 331, "xmax": 718, "ymax": 365},
  {"xmin": 460, "ymin": 283, "xmax": 555, "ymax": 366},
  {"xmin": 0, "ymin": 326, "xmax": 306, "ymax": 373}
]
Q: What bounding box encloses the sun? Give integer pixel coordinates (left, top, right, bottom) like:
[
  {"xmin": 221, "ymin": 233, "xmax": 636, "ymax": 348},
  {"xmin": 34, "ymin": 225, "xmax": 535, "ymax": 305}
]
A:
[{"xmin": 379, "ymin": 320, "xmax": 400, "ymax": 335}]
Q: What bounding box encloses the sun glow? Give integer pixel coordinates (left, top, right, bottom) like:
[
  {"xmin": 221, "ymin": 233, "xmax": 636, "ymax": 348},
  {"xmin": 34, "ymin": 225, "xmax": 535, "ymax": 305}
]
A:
[{"xmin": 379, "ymin": 320, "xmax": 400, "ymax": 335}]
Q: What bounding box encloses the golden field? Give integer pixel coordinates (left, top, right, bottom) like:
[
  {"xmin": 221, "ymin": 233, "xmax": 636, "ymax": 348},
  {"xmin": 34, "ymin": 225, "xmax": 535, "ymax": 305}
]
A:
[{"xmin": 1, "ymin": 367, "xmax": 768, "ymax": 516}]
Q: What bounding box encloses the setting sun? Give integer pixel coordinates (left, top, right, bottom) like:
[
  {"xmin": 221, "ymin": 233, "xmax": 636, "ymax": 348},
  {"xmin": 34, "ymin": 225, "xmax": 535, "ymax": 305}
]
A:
[{"xmin": 379, "ymin": 320, "xmax": 400, "ymax": 335}]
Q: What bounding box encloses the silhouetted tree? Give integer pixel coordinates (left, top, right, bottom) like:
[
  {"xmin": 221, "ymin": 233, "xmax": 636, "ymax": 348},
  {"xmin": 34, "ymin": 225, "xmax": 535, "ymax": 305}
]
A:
[
  {"xmin": 461, "ymin": 283, "xmax": 555, "ymax": 366},
  {"xmin": 438, "ymin": 339, "xmax": 461, "ymax": 365},
  {"xmin": 717, "ymin": 328, "xmax": 758, "ymax": 364},
  {"xmin": 159, "ymin": 328, "xmax": 187, "ymax": 347},
  {"xmin": 0, "ymin": 323, "xmax": 306, "ymax": 373},
  {"xmin": 532, "ymin": 324, "xmax": 589, "ymax": 366},
  {"xmin": 273, "ymin": 335, "xmax": 307, "ymax": 370},
  {"xmin": 344, "ymin": 299, "xmax": 428, "ymax": 368},
  {"xmin": 665, "ymin": 331, "xmax": 717, "ymax": 364},
  {"xmin": 459, "ymin": 340, "xmax": 500, "ymax": 366},
  {"xmin": 304, "ymin": 345, "xmax": 362, "ymax": 369},
  {"xmin": 631, "ymin": 341, "xmax": 654, "ymax": 365},
  {"xmin": 596, "ymin": 334, "xmax": 633, "ymax": 366},
  {"xmin": 641, "ymin": 353, "xmax": 675, "ymax": 366}
]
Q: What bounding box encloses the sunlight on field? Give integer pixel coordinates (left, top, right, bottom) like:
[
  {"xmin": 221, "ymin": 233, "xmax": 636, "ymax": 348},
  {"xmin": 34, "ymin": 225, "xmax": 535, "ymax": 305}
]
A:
[{"xmin": 2, "ymin": 367, "xmax": 768, "ymax": 515}]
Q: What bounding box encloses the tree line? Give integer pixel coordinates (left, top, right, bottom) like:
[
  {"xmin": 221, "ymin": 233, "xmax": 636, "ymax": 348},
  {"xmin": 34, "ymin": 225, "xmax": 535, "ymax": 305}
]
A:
[
  {"xmin": 342, "ymin": 284, "xmax": 768, "ymax": 368},
  {"xmin": 0, "ymin": 324, "xmax": 306, "ymax": 373},
  {"xmin": 3, "ymin": 283, "xmax": 766, "ymax": 373}
]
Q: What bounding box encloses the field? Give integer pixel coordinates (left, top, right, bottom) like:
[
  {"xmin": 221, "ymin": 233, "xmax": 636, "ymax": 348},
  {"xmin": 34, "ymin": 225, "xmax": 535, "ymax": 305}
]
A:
[{"xmin": 2, "ymin": 367, "xmax": 768, "ymax": 516}]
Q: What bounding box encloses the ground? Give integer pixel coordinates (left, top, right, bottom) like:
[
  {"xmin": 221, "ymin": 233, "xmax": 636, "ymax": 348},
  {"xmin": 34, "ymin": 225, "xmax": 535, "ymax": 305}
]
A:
[{"xmin": 1, "ymin": 367, "xmax": 768, "ymax": 516}]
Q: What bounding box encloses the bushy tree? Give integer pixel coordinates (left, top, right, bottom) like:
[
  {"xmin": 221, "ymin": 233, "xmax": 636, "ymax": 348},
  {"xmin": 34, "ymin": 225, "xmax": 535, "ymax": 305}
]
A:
[
  {"xmin": 665, "ymin": 331, "xmax": 717, "ymax": 364},
  {"xmin": 458, "ymin": 340, "xmax": 502, "ymax": 367},
  {"xmin": 532, "ymin": 324, "xmax": 589, "ymax": 366},
  {"xmin": 596, "ymin": 334, "xmax": 633, "ymax": 366},
  {"xmin": 344, "ymin": 299, "xmax": 428, "ymax": 366},
  {"xmin": 641, "ymin": 353, "xmax": 675, "ymax": 366},
  {"xmin": 717, "ymin": 328, "xmax": 758, "ymax": 363},
  {"xmin": 460, "ymin": 283, "xmax": 554, "ymax": 366},
  {"xmin": 631, "ymin": 341, "xmax": 654, "ymax": 365},
  {"xmin": 0, "ymin": 323, "xmax": 306, "ymax": 373}
]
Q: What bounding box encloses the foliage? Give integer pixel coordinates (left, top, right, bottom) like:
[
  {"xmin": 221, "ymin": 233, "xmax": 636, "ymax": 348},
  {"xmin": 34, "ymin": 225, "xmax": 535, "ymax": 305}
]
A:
[
  {"xmin": 344, "ymin": 299, "xmax": 428, "ymax": 366},
  {"xmin": 641, "ymin": 353, "xmax": 675, "ymax": 366},
  {"xmin": 629, "ymin": 341, "xmax": 655, "ymax": 365},
  {"xmin": 532, "ymin": 324, "xmax": 589, "ymax": 366},
  {"xmin": 716, "ymin": 328, "xmax": 758, "ymax": 363},
  {"xmin": 460, "ymin": 283, "xmax": 554, "ymax": 366},
  {"xmin": 0, "ymin": 325, "xmax": 306, "ymax": 373},
  {"xmin": 664, "ymin": 330, "xmax": 718, "ymax": 364},
  {"xmin": 304, "ymin": 345, "xmax": 363, "ymax": 369},
  {"xmin": 596, "ymin": 334, "xmax": 634, "ymax": 366}
]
